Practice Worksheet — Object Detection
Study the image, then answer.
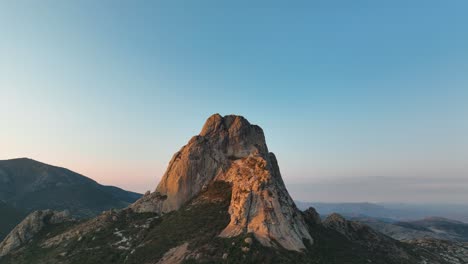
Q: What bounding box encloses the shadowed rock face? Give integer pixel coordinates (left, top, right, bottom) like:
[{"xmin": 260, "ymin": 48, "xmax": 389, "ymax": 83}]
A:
[
  {"xmin": 303, "ymin": 207, "xmax": 322, "ymax": 225},
  {"xmin": 322, "ymin": 213, "xmax": 412, "ymax": 261},
  {"xmin": 132, "ymin": 114, "xmax": 312, "ymax": 251}
]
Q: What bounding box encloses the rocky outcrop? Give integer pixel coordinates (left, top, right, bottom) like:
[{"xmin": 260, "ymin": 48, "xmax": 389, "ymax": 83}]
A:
[
  {"xmin": 154, "ymin": 114, "xmax": 268, "ymax": 213},
  {"xmin": 215, "ymin": 153, "xmax": 312, "ymax": 251},
  {"xmin": 131, "ymin": 114, "xmax": 312, "ymax": 251},
  {"xmin": 323, "ymin": 213, "xmax": 411, "ymax": 260},
  {"xmin": 156, "ymin": 242, "xmax": 190, "ymax": 264},
  {"xmin": 323, "ymin": 213, "xmax": 356, "ymax": 239},
  {"xmin": 303, "ymin": 207, "xmax": 321, "ymax": 225},
  {"xmin": 0, "ymin": 210, "xmax": 72, "ymax": 257},
  {"xmin": 129, "ymin": 191, "xmax": 167, "ymax": 213},
  {"xmin": 323, "ymin": 213, "xmax": 383, "ymax": 241}
]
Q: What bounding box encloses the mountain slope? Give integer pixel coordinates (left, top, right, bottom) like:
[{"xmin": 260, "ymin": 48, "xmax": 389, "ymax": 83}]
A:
[
  {"xmin": 0, "ymin": 202, "xmax": 25, "ymax": 241},
  {"xmin": 0, "ymin": 158, "xmax": 141, "ymax": 217},
  {"xmin": 408, "ymin": 239, "xmax": 468, "ymax": 264},
  {"xmin": 400, "ymin": 218, "xmax": 468, "ymax": 241},
  {"xmin": 0, "ymin": 158, "xmax": 141, "ymax": 240}
]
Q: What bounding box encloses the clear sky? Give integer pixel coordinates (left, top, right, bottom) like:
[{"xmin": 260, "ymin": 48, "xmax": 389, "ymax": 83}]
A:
[{"xmin": 1, "ymin": 1, "xmax": 467, "ymax": 203}]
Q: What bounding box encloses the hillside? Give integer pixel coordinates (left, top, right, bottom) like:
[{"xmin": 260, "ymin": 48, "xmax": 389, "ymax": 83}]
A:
[
  {"xmin": 0, "ymin": 202, "xmax": 25, "ymax": 241},
  {"xmin": 0, "ymin": 158, "xmax": 141, "ymax": 239},
  {"xmin": 0, "ymin": 158, "xmax": 141, "ymax": 217}
]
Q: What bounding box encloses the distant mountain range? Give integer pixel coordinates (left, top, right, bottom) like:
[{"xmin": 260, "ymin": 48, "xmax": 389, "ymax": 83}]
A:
[
  {"xmin": 295, "ymin": 201, "xmax": 468, "ymax": 223},
  {"xmin": 354, "ymin": 216, "xmax": 468, "ymax": 242},
  {"xmin": 0, "ymin": 158, "xmax": 141, "ymax": 240},
  {"xmin": 296, "ymin": 201, "xmax": 468, "ymax": 243}
]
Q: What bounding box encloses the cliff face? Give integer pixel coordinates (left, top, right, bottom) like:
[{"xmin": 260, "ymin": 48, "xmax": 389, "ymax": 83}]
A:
[
  {"xmin": 132, "ymin": 114, "xmax": 312, "ymax": 251},
  {"xmin": 215, "ymin": 153, "xmax": 312, "ymax": 251},
  {"xmin": 154, "ymin": 114, "xmax": 268, "ymax": 213}
]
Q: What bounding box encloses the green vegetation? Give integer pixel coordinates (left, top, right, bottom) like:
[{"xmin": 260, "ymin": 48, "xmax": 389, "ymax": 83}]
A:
[{"xmin": 0, "ymin": 221, "xmax": 80, "ymax": 264}]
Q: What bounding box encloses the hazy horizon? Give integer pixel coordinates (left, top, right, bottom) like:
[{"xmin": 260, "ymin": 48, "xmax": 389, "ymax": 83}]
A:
[{"xmin": 2, "ymin": 1, "xmax": 467, "ymax": 203}]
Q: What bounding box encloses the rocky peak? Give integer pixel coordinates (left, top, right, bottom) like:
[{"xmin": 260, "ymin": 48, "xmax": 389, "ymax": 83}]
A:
[
  {"xmin": 199, "ymin": 114, "xmax": 268, "ymax": 159},
  {"xmin": 303, "ymin": 207, "xmax": 322, "ymax": 225},
  {"xmin": 199, "ymin": 114, "xmax": 267, "ymax": 156},
  {"xmin": 0, "ymin": 210, "xmax": 72, "ymax": 257},
  {"xmin": 324, "ymin": 213, "xmax": 389, "ymax": 243},
  {"xmin": 154, "ymin": 114, "xmax": 270, "ymax": 213},
  {"xmin": 131, "ymin": 114, "xmax": 312, "ymax": 251},
  {"xmin": 324, "ymin": 213, "xmax": 346, "ymax": 224},
  {"xmin": 323, "ymin": 213, "xmax": 357, "ymax": 239}
]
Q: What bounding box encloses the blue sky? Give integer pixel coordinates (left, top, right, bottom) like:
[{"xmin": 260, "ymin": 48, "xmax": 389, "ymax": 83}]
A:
[{"xmin": 1, "ymin": 1, "xmax": 467, "ymax": 202}]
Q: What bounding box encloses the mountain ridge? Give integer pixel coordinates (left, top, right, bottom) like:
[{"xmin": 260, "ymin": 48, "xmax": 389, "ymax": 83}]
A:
[{"xmin": 296, "ymin": 201, "xmax": 468, "ymax": 223}]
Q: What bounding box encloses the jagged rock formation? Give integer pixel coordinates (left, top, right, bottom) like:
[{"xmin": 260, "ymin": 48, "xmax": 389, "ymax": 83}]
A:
[
  {"xmin": 154, "ymin": 114, "xmax": 268, "ymax": 213},
  {"xmin": 215, "ymin": 153, "xmax": 312, "ymax": 251},
  {"xmin": 131, "ymin": 114, "xmax": 312, "ymax": 251},
  {"xmin": 303, "ymin": 207, "xmax": 321, "ymax": 225},
  {"xmin": 323, "ymin": 213, "xmax": 359, "ymax": 239},
  {"xmin": 323, "ymin": 213, "xmax": 393, "ymax": 243},
  {"xmin": 0, "ymin": 210, "xmax": 72, "ymax": 257}
]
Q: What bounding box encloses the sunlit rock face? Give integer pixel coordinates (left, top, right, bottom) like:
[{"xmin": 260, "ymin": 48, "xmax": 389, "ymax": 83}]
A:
[
  {"xmin": 131, "ymin": 114, "xmax": 312, "ymax": 251},
  {"xmin": 215, "ymin": 153, "xmax": 313, "ymax": 251},
  {"xmin": 155, "ymin": 114, "xmax": 268, "ymax": 213}
]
